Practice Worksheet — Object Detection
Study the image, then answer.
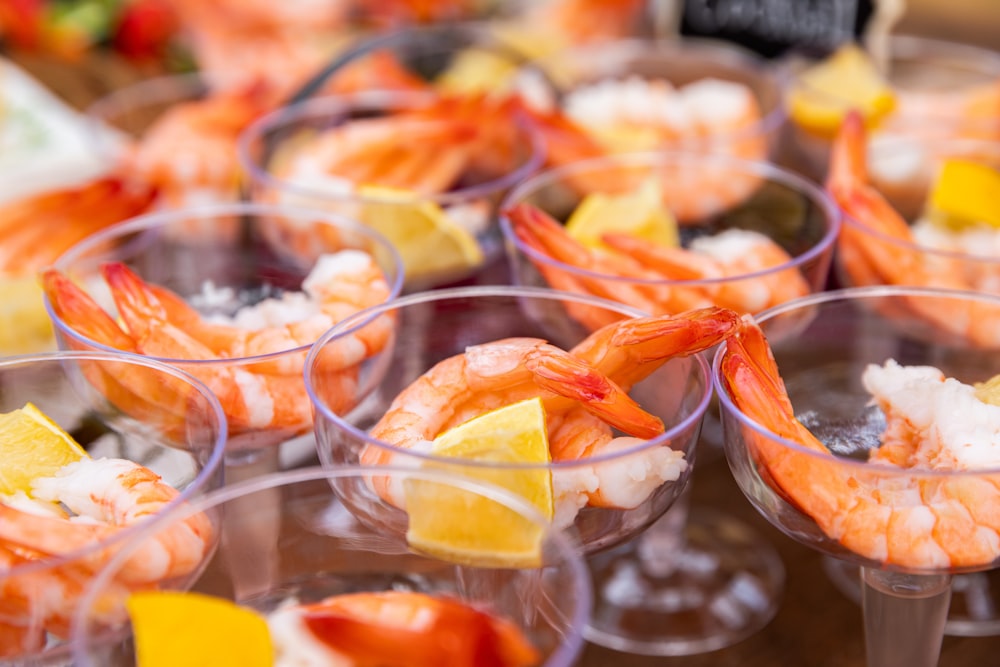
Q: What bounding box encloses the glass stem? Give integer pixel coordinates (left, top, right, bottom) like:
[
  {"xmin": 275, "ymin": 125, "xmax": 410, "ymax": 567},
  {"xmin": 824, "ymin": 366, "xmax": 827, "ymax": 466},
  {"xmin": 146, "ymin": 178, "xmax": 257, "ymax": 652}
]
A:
[
  {"xmin": 861, "ymin": 567, "xmax": 952, "ymax": 667},
  {"xmin": 636, "ymin": 484, "xmax": 692, "ymax": 578}
]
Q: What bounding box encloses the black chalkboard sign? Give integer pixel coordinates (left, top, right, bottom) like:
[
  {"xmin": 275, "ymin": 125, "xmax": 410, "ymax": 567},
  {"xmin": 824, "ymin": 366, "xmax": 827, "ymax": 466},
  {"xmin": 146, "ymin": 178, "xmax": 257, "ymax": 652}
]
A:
[{"xmin": 678, "ymin": 0, "xmax": 877, "ymax": 59}]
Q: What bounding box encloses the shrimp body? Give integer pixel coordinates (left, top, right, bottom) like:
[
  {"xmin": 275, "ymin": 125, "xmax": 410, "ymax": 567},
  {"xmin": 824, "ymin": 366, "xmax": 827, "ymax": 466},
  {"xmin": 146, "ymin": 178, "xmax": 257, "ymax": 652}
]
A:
[
  {"xmin": 267, "ymin": 590, "xmax": 539, "ymax": 667},
  {"xmin": 0, "ymin": 458, "xmax": 212, "ymax": 649},
  {"xmin": 720, "ymin": 319, "xmax": 1000, "ymax": 569},
  {"xmin": 508, "ymin": 202, "xmax": 807, "ymax": 315}
]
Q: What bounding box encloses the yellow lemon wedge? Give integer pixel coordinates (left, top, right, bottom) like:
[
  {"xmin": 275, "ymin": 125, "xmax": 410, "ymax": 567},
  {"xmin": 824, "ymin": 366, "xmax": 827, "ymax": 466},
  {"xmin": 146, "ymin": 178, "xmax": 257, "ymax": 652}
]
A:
[
  {"xmin": 926, "ymin": 158, "xmax": 1000, "ymax": 231},
  {"xmin": 405, "ymin": 397, "xmax": 554, "ymax": 568},
  {"xmin": 128, "ymin": 591, "xmax": 273, "ymax": 667},
  {"xmin": 358, "ymin": 185, "xmax": 485, "ymax": 284},
  {"xmin": 0, "ymin": 276, "xmax": 55, "ymax": 355},
  {"xmin": 787, "ymin": 44, "xmax": 896, "ymax": 138},
  {"xmin": 975, "ymin": 374, "xmax": 1000, "ymax": 405},
  {"xmin": 566, "ymin": 177, "xmax": 680, "ymax": 251},
  {"xmin": 0, "ymin": 402, "xmax": 89, "ymax": 496},
  {"xmin": 435, "ymin": 48, "xmax": 518, "ymax": 95}
]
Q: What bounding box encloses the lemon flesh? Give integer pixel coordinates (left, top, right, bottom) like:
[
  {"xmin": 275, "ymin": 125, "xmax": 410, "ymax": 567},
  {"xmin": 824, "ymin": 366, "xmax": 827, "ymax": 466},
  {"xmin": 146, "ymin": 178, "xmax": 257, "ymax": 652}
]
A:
[
  {"xmin": 0, "ymin": 277, "xmax": 55, "ymax": 354},
  {"xmin": 926, "ymin": 158, "xmax": 1000, "ymax": 231},
  {"xmin": 358, "ymin": 185, "xmax": 485, "ymax": 283},
  {"xmin": 787, "ymin": 44, "xmax": 896, "ymax": 138},
  {"xmin": 565, "ymin": 177, "xmax": 680, "ymax": 251},
  {"xmin": 129, "ymin": 591, "xmax": 273, "ymax": 667},
  {"xmin": 0, "ymin": 402, "xmax": 89, "ymax": 496},
  {"xmin": 405, "ymin": 397, "xmax": 554, "ymax": 568}
]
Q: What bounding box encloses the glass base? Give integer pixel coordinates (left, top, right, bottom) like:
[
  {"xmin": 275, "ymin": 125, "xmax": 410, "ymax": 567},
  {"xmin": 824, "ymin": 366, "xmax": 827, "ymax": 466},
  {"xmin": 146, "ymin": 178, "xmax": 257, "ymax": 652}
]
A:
[
  {"xmin": 585, "ymin": 507, "xmax": 785, "ymax": 655},
  {"xmin": 824, "ymin": 556, "xmax": 1000, "ymax": 637}
]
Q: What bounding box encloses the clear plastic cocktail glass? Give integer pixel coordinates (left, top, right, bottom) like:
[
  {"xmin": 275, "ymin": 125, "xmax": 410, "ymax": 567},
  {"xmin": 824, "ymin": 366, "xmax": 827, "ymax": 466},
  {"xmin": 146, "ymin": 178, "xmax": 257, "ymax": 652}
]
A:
[
  {"xmin": 238, "ymin": 90, "xmax": 544, "ymax": 291},
  {"xmin": 71, "ymin": 465, "xmax": 591, "ymax": 666},
  {"xmin": 498, "ymin": 150, "xmax": 840, "ymax": 653},
  {"xmin": 44, "ymin": 201, "xmax": 403, "ymax": 469},
  {"xmin": 306, "ymin": 285, "xmax": 715, "ymax": 652},
  {"xmin": 0, "ymin": 351, "xmax": 227, "ymax": 664},
  {"xmin": 715, "ymin": 286, "xmax": 1000, "ymax": 666}
]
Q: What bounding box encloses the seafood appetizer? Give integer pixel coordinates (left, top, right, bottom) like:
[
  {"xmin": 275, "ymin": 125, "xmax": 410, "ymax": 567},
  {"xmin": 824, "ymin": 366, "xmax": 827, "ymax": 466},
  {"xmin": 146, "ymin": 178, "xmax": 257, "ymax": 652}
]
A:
[
  {"xmin": 719, "ymin": 317, "xmax": 1000, "ymax": 569},
  {"xmin": 829, "ymin": 111, "xmax": 1000, "ymax": 296},
  {"xmin": 505, "ymin": 192, "xmax": 813, "ymax": 319},
  {"xmin": 362, "ymin": 306, "xmax": 741, "ymax": 528},
  {"xmin": 127, "ymin": 589, "xmax": 540, "ymax": 667},
  {"xmin": 0, "ymin": 403, "xmax": 213, "ymax": 658},
  {"xmin": 43, "ymin": 253, "xmax": 394, "ymax": 439}
]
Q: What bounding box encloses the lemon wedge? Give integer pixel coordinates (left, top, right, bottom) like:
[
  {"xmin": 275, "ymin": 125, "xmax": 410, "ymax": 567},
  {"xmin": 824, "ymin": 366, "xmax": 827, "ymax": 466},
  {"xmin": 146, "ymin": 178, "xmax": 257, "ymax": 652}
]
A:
[
  {"xmin": 128, "ymin": 591, "xmax": 272, "ymax": 667},
  {"xmin": 0, "ymin": 402, "xmax": 89, "ymax": 496},
  {"xmin": 588, "ymin": 125, "xmax": 664, "ymax": 154},
  {"xmin": 975, "ymin": 374, "xmax": 1000, "ymax": 405},
  {"xmin": 405, "ymin": 397, "xmax": 554, "ymax": 568},
  {"xmin": 0, "ymin": 276, "xmax": 55, "ymax": 354},
  {"xmin": 358, "ymin": 185, "xmax": 485, "ymax": 283},
  {"xmin": 926, "ymin": 158, "xmax": 1000, "ymax": 231},
  {"xmin": 566, "ymin": 177, "xmax": 680, "ymax": 251},
  {"xmin": 435, "ymin": 48, "xmax": 518, "ymax": 95},
  {"xmin": 787, "ymin": 44, "xmax": 896, "ymax": 138}
]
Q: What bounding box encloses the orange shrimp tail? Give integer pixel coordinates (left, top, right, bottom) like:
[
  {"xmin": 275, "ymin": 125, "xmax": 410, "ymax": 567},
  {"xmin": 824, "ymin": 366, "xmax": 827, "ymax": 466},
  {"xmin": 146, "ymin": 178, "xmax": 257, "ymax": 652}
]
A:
[
  {"xmin": 512, "ymin": 101, "xmax": 606, "ymax": 169},
  {"xmin": 526, "ymin": 350, "xmax": 665, "ymax": 439},
  {"xmin": 100, "ymin": 262, "xmax": 172, "ymax": 332},
  {"xmin": 326, "ymin": 50, "xmax": 432, "ymax": 95},
  {"xmin": 301, "ymin": 592, "xmax": 539, "ymax": 667},
  {"xmin": 40, "ymin": 269, "xmax": 136, "ymax": 351},
  {"xmin": 825, "ymin": 110, "xmax": 869, "ymax": 196}
]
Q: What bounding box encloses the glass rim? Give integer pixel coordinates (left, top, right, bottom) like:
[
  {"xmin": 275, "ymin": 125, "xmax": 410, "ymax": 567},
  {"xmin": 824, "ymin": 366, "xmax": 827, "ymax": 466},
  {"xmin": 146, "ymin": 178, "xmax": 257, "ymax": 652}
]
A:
[
  {"xmin": 712, "ymin": 284, "xmax": 1000, "ymax": 476},
  {"xmin": 70, "ymin": 463, "xmax": 593, "ymax": 667},
  {"xmin": 305, "ymin": 284, "xmax": 714, "ymax": 468},
  {"xmin": 0, "ymin": 350, "xmax": 228, "ymax": 576},
  {"xmin": 46, "ymin": 201, "xmax": 406, "ymax": 366},
  {"xmin": 236, "ymin": 90, "xmax": 547, "ymax": 207},
  {"xmin": 499, "ymin": 150, "xmax": 842, "ymax": 286},
  {"xmin": 537, "ymin": 35, "xmax": 788, "ymax": 144}
]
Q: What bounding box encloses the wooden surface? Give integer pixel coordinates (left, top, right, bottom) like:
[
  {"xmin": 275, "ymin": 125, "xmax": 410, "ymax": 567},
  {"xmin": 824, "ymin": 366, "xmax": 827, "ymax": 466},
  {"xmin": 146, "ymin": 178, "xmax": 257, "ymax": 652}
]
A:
[{"xmin": 11, "ymin": 43, "xmax": 1000, "ymax": 666}]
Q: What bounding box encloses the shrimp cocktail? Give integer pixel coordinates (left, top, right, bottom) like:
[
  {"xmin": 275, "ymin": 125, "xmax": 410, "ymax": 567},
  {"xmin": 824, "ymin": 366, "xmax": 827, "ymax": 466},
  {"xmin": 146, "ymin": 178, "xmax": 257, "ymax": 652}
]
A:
[
  {"xmin": 239, "ymin": 90, "xmax": 544, "ymax": 290},
  {"xmin": 43, "ymin": 202, "xmax": 403, "ymax": 459},
  {"xmin": 715, "ymin": 287, "xmax": 1000, "ymax": 667},
  {"xmin": 306, "ymin": 286, "xmax": 719, "ymax": 649},
  {"xmin": 71, "ymin": 466, "xmax": 592, "ymax": 667},
  {"xmin": 784, "ymin": 36, "xmax": 1000, "ymax": 181},
  {"xmin": 0, "ymin": 351, "xmax": 227, "ymax": 663},
  {"xmin": 829, "ymin": 113, "xmax": 1000, "ymax": 304}
]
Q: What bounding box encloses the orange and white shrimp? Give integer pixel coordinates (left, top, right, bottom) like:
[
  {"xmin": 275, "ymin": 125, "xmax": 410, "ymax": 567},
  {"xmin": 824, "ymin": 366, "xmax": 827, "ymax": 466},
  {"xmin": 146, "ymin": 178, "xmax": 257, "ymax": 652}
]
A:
[
  {"xmin": 719, "ymin": 318, "xmax": 1000, "ymax": 569},
  {"xmin": 507, "ymin": 202, "xmax": 809, "ymax": 316},
  {"xmin": 366, "ymin": 307, "xmax": 739, "ymax": 522},
  {"xmin": 0, "ymin": 458, "xmax": 212, "ymax": 648},
  {"xmin": 267, "ymin": 590, "xmax": 539, "ymax": 667}
]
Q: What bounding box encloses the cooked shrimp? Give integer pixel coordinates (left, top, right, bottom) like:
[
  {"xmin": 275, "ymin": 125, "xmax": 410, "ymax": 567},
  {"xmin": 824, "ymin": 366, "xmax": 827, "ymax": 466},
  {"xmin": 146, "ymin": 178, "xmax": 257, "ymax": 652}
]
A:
[
  {"xmin": 719, "ymin": 318, "xmax": 1000, "ymax": 569},
  {"xmin": 507, "ymin": 202, "xmax": 808, "ymax": 315},
  {"xmin": 267, "ymin": 590, "xmax": 539, "ymax": 667},
  {"xmin": 0, "ymin": 458, "xmax": 212, "ymax": 650},
  {"xmin": 525, "ymin": 0, "xmax": 648, "ymax": 46},
  {"xmin": 365, "ymin": 307, "xmax": 739, "ymax": 518},
  {"xmin": 0, "ymin": 177, "xmax": 156, "ymax": 279}
]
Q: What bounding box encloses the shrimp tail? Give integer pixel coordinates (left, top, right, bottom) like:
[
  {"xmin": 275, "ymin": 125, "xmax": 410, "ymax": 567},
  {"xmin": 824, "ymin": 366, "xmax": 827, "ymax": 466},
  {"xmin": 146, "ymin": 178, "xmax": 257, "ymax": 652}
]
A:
[
  {"xmin": 826, "ymin": 110, "xmax": 868, "ymax": 197},
  {"xmin": 526, "ymin": 349, "xmax": 665, "ymax": 439},
  {"xmin": 40, "ymin": 269, "xmax": 136, "ymax": 352}
]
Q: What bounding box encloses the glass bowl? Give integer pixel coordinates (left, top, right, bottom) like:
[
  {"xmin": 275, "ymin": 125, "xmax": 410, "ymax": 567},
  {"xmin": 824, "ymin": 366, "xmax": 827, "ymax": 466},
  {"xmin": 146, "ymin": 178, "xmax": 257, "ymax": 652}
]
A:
[
  {"xmin": 71, "ymin": 465, "xmax": 591, "ymax": 667},
  {"xmin": 0, "ymin": 351, "xmax": 226, "ymax": 664}
]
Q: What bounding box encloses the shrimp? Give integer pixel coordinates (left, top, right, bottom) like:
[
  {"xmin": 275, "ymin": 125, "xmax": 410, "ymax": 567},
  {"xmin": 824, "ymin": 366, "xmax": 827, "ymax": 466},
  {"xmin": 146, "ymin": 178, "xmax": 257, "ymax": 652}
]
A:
[
  {"xmin": 719, "ymin": 318, "xmax": 1000, "ymax": 569},
  {"xmin": 0, "ymin": 458, "xmax": 213, "ymax": 649},
  {"xmin": 0, "ymin": 177, "xmax": 156, "ymax": 279},
  {"xmin": 506, "ymin": 202, "xmax": 807, "ymax": 316},
  {"xmin": 267, "ymin": 590, "xmax": 539, "ymax": 667},
  {"xmin": 366, "ymin": 307, "xmax": 739, "ymax": 517}
]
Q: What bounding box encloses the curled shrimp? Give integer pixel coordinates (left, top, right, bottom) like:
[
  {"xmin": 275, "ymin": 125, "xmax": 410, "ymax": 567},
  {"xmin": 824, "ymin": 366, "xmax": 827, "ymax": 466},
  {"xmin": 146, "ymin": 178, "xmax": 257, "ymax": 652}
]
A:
[
  {"xmin": 719, "ymin": 318, "xmax": 1000, "ymax": 569},
  {"xmin": 366, "ymin": 307, "xmax": 739, "ymax": 520},
  {"xmin": 506, "ymin": 202, "xmax": 809, "ymax": 316},
  {"xmin": 0, "ymin": 458, "xmax": 213, "ymax": 648}
]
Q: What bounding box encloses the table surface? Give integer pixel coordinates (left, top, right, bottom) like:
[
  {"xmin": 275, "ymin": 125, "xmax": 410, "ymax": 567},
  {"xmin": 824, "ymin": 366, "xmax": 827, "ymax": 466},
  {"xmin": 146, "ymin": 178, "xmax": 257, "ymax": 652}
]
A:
[{"xmin": 11, "ymin": 47, "xmax": 1000, "ymax": 667}]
